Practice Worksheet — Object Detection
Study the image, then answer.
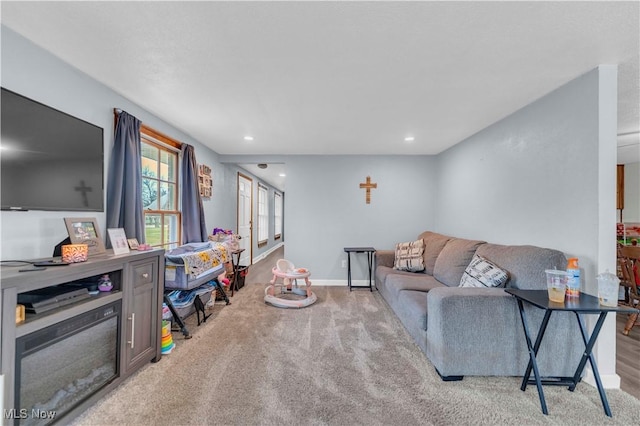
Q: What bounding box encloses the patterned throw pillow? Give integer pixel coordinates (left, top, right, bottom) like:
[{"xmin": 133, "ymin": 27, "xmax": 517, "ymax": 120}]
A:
[
  {"xmin": 459, "ymin": 254, "xmax": 509, "ymax": 288},
  {"xmin": 394, "ymin": 239, "xmax": 425, "ymax": 272}
]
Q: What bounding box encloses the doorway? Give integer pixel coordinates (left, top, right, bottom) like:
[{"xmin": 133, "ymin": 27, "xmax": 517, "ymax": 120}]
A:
[{"xmin": 237, "ymin": 173, "xmax": 252, "ymax": 266}]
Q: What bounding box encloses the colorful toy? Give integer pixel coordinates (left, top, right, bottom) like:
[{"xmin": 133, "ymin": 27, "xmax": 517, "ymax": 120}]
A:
[{"xmin": 161, "ymin": 320, "xmax": 175, "ymax": 354}]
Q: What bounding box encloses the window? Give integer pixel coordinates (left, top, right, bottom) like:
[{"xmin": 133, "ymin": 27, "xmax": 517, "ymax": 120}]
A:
[
  {"xmin": 140, "ymin": 128, "xmax": 181, "ymax": 250},
  {"xmin": 274, "ymin": 192, "xmax": 282, "ymax": 240},
  {"xmin": 258, "ymin": 183, "xmax": 268, "ymax": 245}
]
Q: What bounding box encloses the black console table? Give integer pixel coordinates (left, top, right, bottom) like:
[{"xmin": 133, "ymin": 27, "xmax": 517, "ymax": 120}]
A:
[
  {"xmin": 505, "ymin": 289, "xmax": 639, "ymax": 417},
  {"xmin": 343, "ymin": 247, "xmax": 375, "ymax": 291}
]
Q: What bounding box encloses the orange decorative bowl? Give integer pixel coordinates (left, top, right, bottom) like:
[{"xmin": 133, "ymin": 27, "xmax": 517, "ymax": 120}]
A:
[{"xmin": 61, "ymin": 244, "xmax": 89, "ymax": 263}]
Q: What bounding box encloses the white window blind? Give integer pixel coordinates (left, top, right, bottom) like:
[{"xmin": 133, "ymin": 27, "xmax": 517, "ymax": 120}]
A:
[{"xmin": 258, "ymin": 184, "xmax": 268, "ymax": 244}]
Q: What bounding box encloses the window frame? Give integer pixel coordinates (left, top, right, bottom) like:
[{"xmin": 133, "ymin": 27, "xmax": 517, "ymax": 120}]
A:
[
  {"xmin": 140, "ymin": 126, "xmax": 182, "ymax": 250},
  {"xmin": 274, "ymin": 191, "xmax": 282, "ymax": 240}
]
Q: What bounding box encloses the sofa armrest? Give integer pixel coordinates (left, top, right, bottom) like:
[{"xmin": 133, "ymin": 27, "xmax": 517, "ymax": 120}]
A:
[
  {"xmin": 426, "ymin": 286, "xmax": 583, "ymax": 377},
  {"xmin": 376, "ymin": 250, "xmax": 395, "ymax": 268}
]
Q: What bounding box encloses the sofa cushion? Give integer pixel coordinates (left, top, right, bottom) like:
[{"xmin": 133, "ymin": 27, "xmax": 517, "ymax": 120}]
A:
[
  {"xmin": 396, "ymin": 290, "xmax": 430, "ymax": 331},
  {"xmin": 433, "ymin": 238, "xmax": 486, "ymax": 287},
  {"xmin": 417, "ymin": 231, "xmax": 452, "ymax": 275},
  {"xmin": 394, "ymin": 239, "xmax": 425, "ymax": 272},
  {"xmin": 386, "ymin": 273, "xmax": 444, "ymax": 298},
  {"xmin": 475, "ymin": 243, "xmax": 567, "ymax": 290},
  {"xmin": 459, "ymin": 254, "xmax": 509, "ymax": 288}
]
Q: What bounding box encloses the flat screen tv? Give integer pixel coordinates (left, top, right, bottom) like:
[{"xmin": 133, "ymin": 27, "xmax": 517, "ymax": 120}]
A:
[{"xmin": 1, "ymin": 88, "xmax": 104, "ymax": 211}]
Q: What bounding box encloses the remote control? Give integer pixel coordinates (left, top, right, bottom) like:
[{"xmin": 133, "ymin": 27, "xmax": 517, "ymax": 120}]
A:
[{"xmin": 33, "ymin": 260, "xmax": 70, "ymax": 267}]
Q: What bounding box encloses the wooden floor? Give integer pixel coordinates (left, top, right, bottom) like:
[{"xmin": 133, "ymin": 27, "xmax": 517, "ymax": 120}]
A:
[
  {"xmin": 252, "ymin": 248, "xmax": 640, "ymax": 400},
  {"xmin": 617, "ymin": 313, "xmax": 640, "ymax": 400},
  {"xmin": 246, "ymin": 246, "xmax": 284, "ymax": 285}
]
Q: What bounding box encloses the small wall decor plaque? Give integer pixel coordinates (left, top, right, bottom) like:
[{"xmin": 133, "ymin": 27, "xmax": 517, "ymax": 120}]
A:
[{"xmin": 198, "ymin": 164, "xmax": 213, "ymax": 198}]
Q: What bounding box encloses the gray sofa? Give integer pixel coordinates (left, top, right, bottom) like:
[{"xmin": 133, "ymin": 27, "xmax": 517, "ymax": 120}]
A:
[{"xmin": 375, "ymin": 231, "xmax": 584, "ymax": 380}]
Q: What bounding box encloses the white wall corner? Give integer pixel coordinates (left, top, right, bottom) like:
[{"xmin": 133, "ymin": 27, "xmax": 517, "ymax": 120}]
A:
[
  {"xmin": 592, "ymin": 64, "xmax": 619, "ymax": 378},
  {"xmin": 583, "ymin": 368, "xmax": 621, "ymax": 390}
]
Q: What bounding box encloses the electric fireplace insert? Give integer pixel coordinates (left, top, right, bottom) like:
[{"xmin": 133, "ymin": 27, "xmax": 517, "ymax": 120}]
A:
[{"xmin": 14, "ymin": 300, "xmax": 121, "ymax": 425}]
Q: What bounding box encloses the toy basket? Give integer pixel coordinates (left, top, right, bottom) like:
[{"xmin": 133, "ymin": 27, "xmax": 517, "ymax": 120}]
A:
[{"xmin": 235, "ymin": 265, "xmax": 249, "ymax": 290}]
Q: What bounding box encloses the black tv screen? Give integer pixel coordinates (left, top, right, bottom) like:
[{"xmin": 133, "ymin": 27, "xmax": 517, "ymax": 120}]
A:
[{"xmin": 1, "ymin": 88, "xmax": 104, "ymax": 211}]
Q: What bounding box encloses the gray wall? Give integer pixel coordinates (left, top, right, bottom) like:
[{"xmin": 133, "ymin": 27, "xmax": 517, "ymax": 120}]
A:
[
  {"xmin": 283, "ymin": 155, "xmax": 438, "ymax": 281},
  {"xmin": 435, "ymin": 67, "xmax": 614, "ymax": 297},
  {"xmin": 280, "ymin": 68, "xmax": 617, "ymax": 291},
  {"xmin": 0, "ymin": 27, "xmax": 235, "ymax": 259}
]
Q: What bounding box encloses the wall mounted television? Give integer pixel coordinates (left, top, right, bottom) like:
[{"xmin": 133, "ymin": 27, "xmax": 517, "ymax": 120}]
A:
[{"xmin": 1, "ymin": 87, "xmax": 104, "ymax": 212}]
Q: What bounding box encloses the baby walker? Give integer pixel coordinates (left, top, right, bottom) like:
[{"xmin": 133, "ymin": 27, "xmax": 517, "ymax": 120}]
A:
[{"xmin": 265, "ymin": 259, "xmax": 317, "ymax": 308}]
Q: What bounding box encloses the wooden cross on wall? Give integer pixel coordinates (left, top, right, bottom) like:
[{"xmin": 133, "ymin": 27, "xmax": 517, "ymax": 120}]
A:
[{"xmin": 359, "ymin": 176, "xmax": 377, "ymax": 204}]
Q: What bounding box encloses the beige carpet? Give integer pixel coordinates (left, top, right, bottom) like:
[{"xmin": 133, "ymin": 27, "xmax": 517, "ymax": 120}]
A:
[{"xmin": 73, "ymin": 282, "xmax": 640, "ymax": 425}]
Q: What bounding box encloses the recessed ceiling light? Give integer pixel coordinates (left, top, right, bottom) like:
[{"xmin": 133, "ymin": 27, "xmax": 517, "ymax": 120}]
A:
[
  {"xmin": 279, "ymin": 173, "xmax": 286, "ymax": 177},
  {"xmin": 404, "ymin": 136, "xmax": 415, "ymax": 142},
  {"xmin": 244, "ymin": 136, "xmax": 254, "ymax": 141}
]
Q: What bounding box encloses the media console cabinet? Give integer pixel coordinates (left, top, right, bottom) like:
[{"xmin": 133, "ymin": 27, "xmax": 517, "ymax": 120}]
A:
[{"xmin": 0, "ymin": 249, "xmax": 165, "ymax": 425}]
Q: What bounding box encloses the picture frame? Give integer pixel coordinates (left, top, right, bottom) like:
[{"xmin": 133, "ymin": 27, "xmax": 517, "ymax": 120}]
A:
[
  {"xmin": 107, "ymin": 228, "xmax": 130, "ymax": 255},
  {"xmin": 64, "ymin": 217, "xmax": 106, "ymax": 255},
  {"xmin": 127, "ymin": 238, "xmax": 140, "ymax": 249}
]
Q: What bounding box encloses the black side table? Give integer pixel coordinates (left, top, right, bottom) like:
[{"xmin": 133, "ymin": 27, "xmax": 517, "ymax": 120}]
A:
[
  {"xmin": 505, "ymin": 288, "xmax": 639, "ymax": 417},
  {"xmin": 229, "ymin": 249, "xmax": 245, "ymax": 296},
  {"xmin": 343, "ymin": 247, "xmax": 376, "ymax": 292}
]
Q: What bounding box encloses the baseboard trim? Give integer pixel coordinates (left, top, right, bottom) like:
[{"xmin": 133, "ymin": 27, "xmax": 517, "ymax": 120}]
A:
[
  {"xmin": 252, "ymin": 242, "xmax": 284, "ymax": 264},
  {"xmin": 305, "ymin": 280, "xmax": 375, "ymax": 287},
  {"xmin": 306, "ymin": 279, "xmax": 348, "ymax": 286},
  {"xmin": 583, "ymin": 369, "xmax": 621, "ymax": 389}
]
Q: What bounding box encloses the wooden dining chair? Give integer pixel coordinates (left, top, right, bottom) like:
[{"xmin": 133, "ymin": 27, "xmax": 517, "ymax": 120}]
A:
[
  {"xmin": 618, "ymin": 255, "xmax": 632, "ymax": 305},
  {"xmin": 619, "ymin": 246, "xmax": 640, "ymax": 336}
]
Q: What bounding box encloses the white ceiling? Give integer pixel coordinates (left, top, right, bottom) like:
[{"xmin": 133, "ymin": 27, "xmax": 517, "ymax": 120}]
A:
[
  {"xmin": 2, "ymin": 1, "xmax": 639, "ymax": 191},
  {"xmin": 238, "ymin": 163, "xmax": 286, "ymax": 192}
]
